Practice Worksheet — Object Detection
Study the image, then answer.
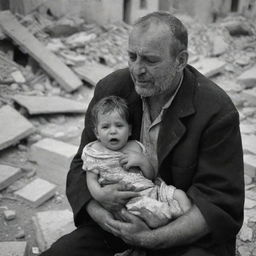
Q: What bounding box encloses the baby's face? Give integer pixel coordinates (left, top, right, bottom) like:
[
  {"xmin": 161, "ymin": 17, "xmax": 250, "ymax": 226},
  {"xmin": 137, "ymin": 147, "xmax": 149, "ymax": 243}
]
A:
[{"xmin": 95, "ymin": 111, "xmax": 131, "ymax": 151}]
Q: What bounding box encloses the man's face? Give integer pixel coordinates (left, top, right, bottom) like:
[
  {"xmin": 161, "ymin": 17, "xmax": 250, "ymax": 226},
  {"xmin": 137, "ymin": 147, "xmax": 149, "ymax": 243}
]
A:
[{"xmin": 128, "ymin": 23, "xmax": 179, "ymax": 97}]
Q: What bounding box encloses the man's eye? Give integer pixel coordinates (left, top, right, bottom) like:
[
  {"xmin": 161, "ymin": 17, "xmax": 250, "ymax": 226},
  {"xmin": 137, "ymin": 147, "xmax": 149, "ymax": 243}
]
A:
[
  {"xmin": 145, "ymin": 58, "xmax": 158, "ymax": 64},
  {"xmin": 116, "ymin": 124, "xmax": 123, "ymax": 127},
  {"xmin": 128, "ymin": 54, "xmax": 136, "ymax": 61}
]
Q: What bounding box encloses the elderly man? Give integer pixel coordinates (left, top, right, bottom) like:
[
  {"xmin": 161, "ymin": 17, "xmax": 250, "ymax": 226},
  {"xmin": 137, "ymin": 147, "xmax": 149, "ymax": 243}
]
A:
[{"xmin": 41, "ymin": 11, "xmax": 244, "ymax": 256}]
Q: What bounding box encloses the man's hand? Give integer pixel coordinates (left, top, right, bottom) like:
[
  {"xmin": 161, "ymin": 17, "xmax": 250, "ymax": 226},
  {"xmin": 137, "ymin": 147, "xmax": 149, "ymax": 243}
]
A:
[
  {"xmin": 86, "ymin": 199, "xmax": 117, "ymax": 233},
  {"xmin": 105, "ymin": 208, "xmax": 154, "ymax": 248},
  {"xmin": 97, "ymin": 183, "xmax": 139, "ymax": 213}
]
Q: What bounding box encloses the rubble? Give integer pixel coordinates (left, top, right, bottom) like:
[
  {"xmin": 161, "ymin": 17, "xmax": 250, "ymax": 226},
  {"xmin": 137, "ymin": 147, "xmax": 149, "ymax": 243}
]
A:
[{"xmin": 0, "ymin": 6, "xmax": 256, "ymax": 256}]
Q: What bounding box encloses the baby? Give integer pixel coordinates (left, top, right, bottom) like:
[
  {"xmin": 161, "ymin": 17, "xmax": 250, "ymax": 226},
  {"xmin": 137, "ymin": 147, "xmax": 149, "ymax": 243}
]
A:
[{"xmin": 82, "ymin": 95, "xmax": 191, "ymax": 229}]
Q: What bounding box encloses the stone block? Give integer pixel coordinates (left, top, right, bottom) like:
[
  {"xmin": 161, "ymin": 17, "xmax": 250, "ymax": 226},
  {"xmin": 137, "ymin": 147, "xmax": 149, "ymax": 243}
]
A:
[
  {"xmin": 237, "ymin": 65, "xmax": 256, "ymax": 89},
  {"xmin": 244, "ymin": 154, "xmax": 256, "ymax": 179},
  {"xmin": 242, "ymin": 88, "xmax": 256, "ymax": 106},
  {"xmin": 32, "ymin": 209, "xmax": 75, "ymax": 251},
  {"xmin": 29, "ymin": 138, "xmax": 77, "ymax": 188},
  {"xmin": 0, "ymin": 241, "xmax": 27, "ymax": 256},
  {"xmin": 14, "ymin": 178, "xmax": 56, "ymax": 207},
  {"xmin": 4, "ymin": 209, "xmax": 16, "ymax": 220},
  {"xmin": 0, "ymin": 164, "xmax": 23, "ymax": 190},
  {"xmin": 242, "ymin": 135, "xmax": 256, "ymax": 155},
  {"xmin": 192, "ymin": 57, "xmax": 226, "ymax": 77}
]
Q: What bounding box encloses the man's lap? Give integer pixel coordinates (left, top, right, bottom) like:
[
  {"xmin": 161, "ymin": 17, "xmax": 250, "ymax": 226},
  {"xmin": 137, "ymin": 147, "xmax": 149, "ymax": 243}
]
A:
[{"xmin": 40, "ymin": 221, "xmax": 217, "ymax": 256}]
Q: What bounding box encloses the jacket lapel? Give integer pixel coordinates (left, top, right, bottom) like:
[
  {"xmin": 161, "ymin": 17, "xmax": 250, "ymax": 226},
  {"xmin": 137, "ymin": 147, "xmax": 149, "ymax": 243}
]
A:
[{"xmin": 157, "ymin": 67, "xmax": 196, "ymax": 167}]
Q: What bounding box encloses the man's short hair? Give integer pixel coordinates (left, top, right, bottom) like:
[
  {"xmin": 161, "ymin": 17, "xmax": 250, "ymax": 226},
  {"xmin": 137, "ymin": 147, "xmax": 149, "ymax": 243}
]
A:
[
  {"xmin": 133, "ymin": 11, "xmax": 188, "ymax": 56},
  {"xmin": 91, "ymin": 95, "xmax": 130, "ymax": 129}
]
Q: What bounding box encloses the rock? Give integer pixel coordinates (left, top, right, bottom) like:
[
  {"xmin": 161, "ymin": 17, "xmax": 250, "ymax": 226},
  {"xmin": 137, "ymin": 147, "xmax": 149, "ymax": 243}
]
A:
[
  {"xmin": 27, "ymin": 134, "xmax": 43, "ymax": 144},
  {"xmin": 237, "ymin": 65, "xmax": 256, "ymax": 89},
  {"xmin": 242, "ymin": 88, "xmax": 256, "ymax": 106},
  {"xmin": 15, "ymin": 229, "xmax": 25, "ymax": 239},
  {"xmin": 244, "ymin": 197, "xmax": 256, "ymax": 209},
  {"xmin": 238, "ymin": 245, "xmax": 251, "ymax": 256},
  {"xmin": 244, "ymin": 174, "xmax": 252, "ymax": 185},
  {"xmin": 222, "ymin": 20, "xmax": 252, "ymax": 36},
  {"xmin": 32, "ymin": 210, "xmax": 75, "ymax": 251},
  {"xmin": 211, "ymin": 35, "xmax": 228, "ymax": 56},
  {"xmin": 240, "ymin": 123, "xmax": 256, "ymax": 135},
  {"xmin": 235, "ymin": 56, "xmax": 251, "ymax": 67},
  {"xmin": 239, "ymin": 222, "xmax": 253, "ymax": 242},
  {"xmin": 4, "ymin": 209, "xmax": 16, "ymax": 221},
  {"xmin": 10, "ymin": 83, "xmax": 19, "ymax": 90},
  {"xmin": 0, "ymin": 241, "xmax": 27, "ymax": 256},
  {"xmin": 34, "ymin": 83, "xmax": 45, "ymax": 92}
]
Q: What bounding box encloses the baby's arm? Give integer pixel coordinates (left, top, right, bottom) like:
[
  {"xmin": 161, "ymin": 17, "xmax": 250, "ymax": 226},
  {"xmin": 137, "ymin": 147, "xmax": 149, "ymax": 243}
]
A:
[
  {"xmin": 86, "ymin": 171, "xmax": 105, "ymax": 201},
  {"xmin": 173, "ymin": 188, "xmax": 192, "ymax": 213}
]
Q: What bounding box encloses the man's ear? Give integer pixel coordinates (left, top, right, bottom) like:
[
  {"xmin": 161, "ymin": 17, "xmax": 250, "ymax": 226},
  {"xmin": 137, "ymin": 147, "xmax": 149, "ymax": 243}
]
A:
[{"xmin": 176, "ymin": 50, "xmax": 188, "ymax": 72}]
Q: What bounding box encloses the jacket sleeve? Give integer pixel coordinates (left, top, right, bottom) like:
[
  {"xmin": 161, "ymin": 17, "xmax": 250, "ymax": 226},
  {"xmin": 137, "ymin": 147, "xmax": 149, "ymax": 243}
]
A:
[{"xmin": 187, "ymin": 110, "xmax": 244, "ymax": 243}]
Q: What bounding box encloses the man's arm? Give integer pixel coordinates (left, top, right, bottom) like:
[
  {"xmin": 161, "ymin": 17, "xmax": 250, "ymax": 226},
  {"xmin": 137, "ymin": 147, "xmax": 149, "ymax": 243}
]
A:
[{"xmin": 104, "ymin": 204, "xmax": 209, "ymax": 249}]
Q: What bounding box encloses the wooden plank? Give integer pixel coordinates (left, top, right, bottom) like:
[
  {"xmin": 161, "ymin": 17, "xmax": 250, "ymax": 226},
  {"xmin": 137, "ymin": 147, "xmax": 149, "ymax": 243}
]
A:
[
  {"xmin": 0, "ymin": 164, "xmax": 23, "ymax": 190},
  {"xmin": 12, "ymin": 95, "xmax": 86, "ymax": 115},
  {"xmin": 0, "ymin": 11, "xmax": 82, "ymax": 92},
  {"xmin": 73, "ymin": 63, "xmax": 114, "ymax": 86},
  {"xmin": 0, "ymin": 105, "xmax": 35, "ymax": 151}
]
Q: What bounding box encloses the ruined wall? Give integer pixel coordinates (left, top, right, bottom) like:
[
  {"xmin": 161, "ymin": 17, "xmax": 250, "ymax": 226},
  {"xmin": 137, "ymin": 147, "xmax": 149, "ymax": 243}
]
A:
[
  {"xmin": 124, "ymin": 0, "xmax": 159, "ymax": 24},
  {"xmin": 165, "ymin": 0, "xmax": 232, "ymax": 23}
]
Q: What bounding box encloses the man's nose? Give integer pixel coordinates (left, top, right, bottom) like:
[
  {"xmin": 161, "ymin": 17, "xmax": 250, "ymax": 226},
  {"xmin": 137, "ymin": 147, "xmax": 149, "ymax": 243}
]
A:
[{"xmin": 132, "ymin": 60, "xmax": 146, "ymax": 76}]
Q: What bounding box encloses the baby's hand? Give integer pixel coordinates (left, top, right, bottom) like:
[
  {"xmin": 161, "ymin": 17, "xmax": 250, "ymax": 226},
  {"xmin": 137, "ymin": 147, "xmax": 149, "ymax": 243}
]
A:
[{"xmin": 119, "ymin": 151, "xmax": 145, "ymax": 170}]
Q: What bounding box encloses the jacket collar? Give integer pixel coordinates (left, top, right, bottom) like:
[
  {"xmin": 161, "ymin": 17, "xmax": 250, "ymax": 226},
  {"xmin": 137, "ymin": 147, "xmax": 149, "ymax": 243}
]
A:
[{"xmin": 157, "ymin": 66, "xmax": 196, "ymax": 167}]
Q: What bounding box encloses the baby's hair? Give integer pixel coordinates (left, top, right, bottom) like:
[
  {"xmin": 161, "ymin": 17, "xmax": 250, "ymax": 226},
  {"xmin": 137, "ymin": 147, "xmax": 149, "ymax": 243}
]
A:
[{"xmin": 91, "ymin": 95, "xmax": 130, "ymax": 128}]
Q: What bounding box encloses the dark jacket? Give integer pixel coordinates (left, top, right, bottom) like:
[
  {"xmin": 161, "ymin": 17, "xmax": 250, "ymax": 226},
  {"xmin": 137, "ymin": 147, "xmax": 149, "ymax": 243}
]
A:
[{"xmin": 66, "ymin": 65, "xmax": 244, "ymax": 255}]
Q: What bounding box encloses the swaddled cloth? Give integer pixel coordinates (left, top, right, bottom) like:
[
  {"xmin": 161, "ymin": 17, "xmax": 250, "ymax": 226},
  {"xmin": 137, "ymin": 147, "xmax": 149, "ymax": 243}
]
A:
[{"xmin": 82, "ymin": 140, "xmax": 183, "ymax": 228}]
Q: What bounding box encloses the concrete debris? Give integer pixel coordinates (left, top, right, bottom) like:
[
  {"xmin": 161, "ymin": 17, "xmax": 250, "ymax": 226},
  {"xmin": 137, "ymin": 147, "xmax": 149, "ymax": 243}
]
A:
[
  {"xmin": 0, "ymin": 164, "xmax": 23, "ymax": 190},
  {"xmin": 3, "ymin": 209, "xmax": 16, "ymax": 220},
  {"xmin": 0, "ymin": 8, "xmax": 256, "ymax": 256},
  {"xmin": 14, "ymin": 178, "xmax": 57, "ymax": 207}
]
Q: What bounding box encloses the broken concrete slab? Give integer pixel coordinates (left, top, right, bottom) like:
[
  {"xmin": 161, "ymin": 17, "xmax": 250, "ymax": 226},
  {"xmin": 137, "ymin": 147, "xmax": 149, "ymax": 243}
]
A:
[
  {"xmin": 73, "ymin": 62, "xmax": 114, "ymax": 86},
  {"xmin": 242, "ymin": 88, "xmax": 256, "ymax": 106},
  {"xmin": 240, "ymin": 123, "xmax": 256, "ymax": 135},
  {"xmin": 0, "ymin": 105, "xmax": 35, "ymax": 151},
  {"xmin": 32, "ymin": 209, "xmax": 75, "ymax": 251},
  {"xmin": 244, "ymin": 154, "xmax": 256, "ymax": 179},
  {"xmin": 0, "ymin": 164, "xmax": 23, "ymax": 190},
  {"xmin": 237, "ymin": 65, "xmax": 256, "ymax": 89},
  {"xmin": 29, "ymin": 138, "xmax": 77, "ymax": 189},
  {"xmin": 192, "ymin": 57, "xmax": 226, "ymax": 77},
  {"xmin": 242, "ymin": 134, "xmax": 256, "ymax": 155},
  {"xmin": 217, "ymin": 80, "xmax": 242, "ymax": 93},
  {"xmin": 14, "ymin": 178, "xmax": 56, "ymax": 207},
  {"xmin": 12, "ymin": 95, "xmax": 86, "ymax": 115},
  {"xmin": 0, "ymin": 241, "xmax": 27, "ymax": 256},
  {"xmin": 0, "ymin": 11, "xmax": 82, "ymax": 92}
]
